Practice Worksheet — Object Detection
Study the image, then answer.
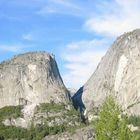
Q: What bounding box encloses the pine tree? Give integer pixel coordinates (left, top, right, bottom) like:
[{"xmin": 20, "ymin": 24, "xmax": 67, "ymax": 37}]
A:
[{"xmin": 95, "ymin": 96, "xmax": 136, "ymax": 140}]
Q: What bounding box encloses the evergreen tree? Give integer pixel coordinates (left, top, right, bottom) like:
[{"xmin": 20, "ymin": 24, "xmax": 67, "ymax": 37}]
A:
[{"xmin": 95, "ymin": 96, "xmax": 136, "ymax": 140}]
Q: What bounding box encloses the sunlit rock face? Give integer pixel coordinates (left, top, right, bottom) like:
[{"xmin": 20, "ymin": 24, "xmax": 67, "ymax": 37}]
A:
[
  {"xmin": 0, "ymin": 52, "xmax": 70, "ymax": 108},
  {"xmin": 74, "ymin": 29, "xmax": 140, "ymax": 116}
]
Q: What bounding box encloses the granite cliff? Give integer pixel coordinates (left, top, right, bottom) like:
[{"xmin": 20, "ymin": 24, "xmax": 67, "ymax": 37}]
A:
[
  {"xmin": 73, "ymin": 29, "xmax": 140, "ymax": 116},
  {"xmin": 0, "ymin": 52, "xmax": 70, "ymax": 108},
  {"xmin": 1, "ymin": 29, "xmax": 140, "ymax": 139}
]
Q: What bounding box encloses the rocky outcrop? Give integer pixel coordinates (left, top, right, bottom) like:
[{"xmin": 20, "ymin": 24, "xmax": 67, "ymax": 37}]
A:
[
  {"xmin": 3, "ymin": 117, "xmax": 28, "ymax": 128},
  {"xmin": 33, "ymin": 102, "xmax": 80, "ymax": 127},
  {"xmin": 0, "ymin": 52, "xmax": 70, "ymax": 108},
  {"xmin": 68, "ymin": 88, "xmax": 77, "ymax": 97},
  {"xmin": 73, "ymin": 29, "xmax": 140, "ymax": 116},
  {"xmin": 44, "ymin": 126, "xmax": 95, "ymax": 140}
]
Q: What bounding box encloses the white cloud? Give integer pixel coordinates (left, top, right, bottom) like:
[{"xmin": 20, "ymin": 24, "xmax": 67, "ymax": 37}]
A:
[
  {"xmin": 63, "ymin": 51, "xmax": 105, "ymax": 88},
  {"xmin": 0, "ymin": 45, "xmax": 24, "ymax": 53},
  {"xmin": 84, "ymin": 0, "xmax": 140, "ymax": 37},
  {"xmin": 37, "ymin": 7, "xmax": 56, "ymax": 15},
  {"xmin": 32, "ymin": 0, "xmax": 140, "ymax": 89},
  {"xmin": 67, "ymin": 39, "xmax": 109, "ymax": 50},
  {"xmin": 37, "ymin": 0, "xmax": 82, "ymax": 17},
  {"xmin": 50, "ymin": 0, "xmax": 80, "ymax": 9},
  {"xmin": 62, "ymin": 39, "xmax": 110, "ymax": 88},
  {"xmin": 22, "ymin": 33, "xmax": 33, "ymax": 41}
]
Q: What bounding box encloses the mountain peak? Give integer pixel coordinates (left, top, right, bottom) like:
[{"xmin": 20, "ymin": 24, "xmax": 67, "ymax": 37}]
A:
[
  {"xmin": 0, "ymin": 51, "xmax": 69, "ymax": 108},
  {"xmin": 73, "ymin": 29, "xmax": 140, "ymax": 116}
]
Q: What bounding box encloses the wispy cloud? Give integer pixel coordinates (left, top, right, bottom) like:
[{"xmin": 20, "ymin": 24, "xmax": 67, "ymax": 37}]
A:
[
  {"xmin": 50, "ymin": 0, "xmax": 80, "ymax": 9},
  {"xmin": 67, "ymin": 39, "xmax": 109, "ymax": 50},
  {"xmin": 0, "ymin": 44, "xmax": 25, "ymax": 53},
  {"xmin": 2, "ymin": 0, "xmax": 140, "ymax": 89},
  {"xmin": 37, "ymin": 0, "xmax": 82, "ymax": 17},
  {"xmin": 66, "ymin": 0, "xmax": 140, "ymax": 88},
  {"xmin": 84, "ymin": 0, "xmax": 140, "ymax": 37},
  {"xmin": 37, "ymin": 7, "xmax": 57, "ymax": 15},
  {"xmin": 22, "ymin": 33, "xmax": 33, "ymax": 41},
  {"xmin": 26, "ymin": 0, "xmax": 140, "ymax": 89},
  {"xmin": 62, "ymin": 39, "xmax": 110, "ymax": 88}
]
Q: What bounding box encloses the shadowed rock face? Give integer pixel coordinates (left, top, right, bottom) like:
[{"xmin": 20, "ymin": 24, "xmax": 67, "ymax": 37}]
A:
[
  {"xmin": 0, "ymin": 52, "xmax": 70, "ymax": 108},
  {"xmin": 74, "ymin": 29, "xmax": 140, "ymax": 116}
]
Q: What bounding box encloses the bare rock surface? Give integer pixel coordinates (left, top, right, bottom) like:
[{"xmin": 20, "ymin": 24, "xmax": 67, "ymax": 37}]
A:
[
  {"xmin": 73, "ymin": 29, "xmax": 140, "ymax": 116},
  {"xmin": 68, "ymin": 88, "xmax": 77, "ymax": 97},
  {"xmin": 2, "ymin": 117, "xmax": 28, "ymax": 128},
  {"xmin": 0, "ymin": 52, "xmax": 70, "ymax": 128},
  {"xmin": 0, "ymin": 52, "xmax": 69, "ymax": 108}
]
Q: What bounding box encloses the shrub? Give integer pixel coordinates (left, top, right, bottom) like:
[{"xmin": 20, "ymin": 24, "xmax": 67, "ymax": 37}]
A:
[
  {"xmin": 0, "ymin": 125, "xmax": 28, "ymax": 139},
  {"xmin": 127, "ymin": 115, "xmax": 140, "ymax": 126},
  {"xmin": 36, "ymin": 102, "xmax": 65, "ymax": 113},
  {"xmin": 0, "ymin": 105, "xmax": 23, "ymax": 121}
]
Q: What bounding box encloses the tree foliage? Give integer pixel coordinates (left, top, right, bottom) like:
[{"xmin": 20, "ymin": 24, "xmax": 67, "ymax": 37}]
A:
[{"xmin": 95, "ymin": 96, "xmax": 136, "ymax": 140}]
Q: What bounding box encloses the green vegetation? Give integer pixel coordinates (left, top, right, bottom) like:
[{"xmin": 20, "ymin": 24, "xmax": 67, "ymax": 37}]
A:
[
  {"xmin": 36, "ymin": 102, "xmax": 65, "ymax": 113},
  {"xmin": 127, "ymin": 115, "xmax": 140, "ymax": 139},
  {"xmin": 0, "ymin": 105, "xmax": 23, "ymax": 121},
  {"xmin": 0, "ymin": 105, "xmax": 27, "ymax": 139},
  {"xmin": 1, "ymin": 100, "xmax": 140, "ymax": 140},
  {"xmin": 65, "ymin": 107, "xmax": 79, "ymax": 116},
  {"xmin": 0, "ymin": 125, "xmax": 28, "ymax": 139},
  {"xmin": 95, "ymin": 96, "xmax": 136, "ymax": 140},
  {"xmin": 0, "ymin": 103, "xmax": 86, "ymax": 140},
  {"xmin": 127, "ymin": 115, "xmax": 140, "ymax": 126},
  {"xmin": 36, "ymin": 102, "xmax": 82, "ymax": 123},
  {"xmin": 0, "ymin": 123, "xmax": 69, "ymax": 140},
  {"xmin": 0, "ymin": 117, "xmax": 85, "ymax": 140},
  {"xmin": 27, "ymin": 122, "xmax": 86, "ymax": 140},
  {"xmin": 26, "ymin": 123, "xmax": 67, "ymax": 140},
  {"xmin": 134, "ymin": 130, "xmax": 140, "ymax": 140}
]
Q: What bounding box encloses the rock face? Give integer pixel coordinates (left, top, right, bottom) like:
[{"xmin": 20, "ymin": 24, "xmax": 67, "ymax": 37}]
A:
[
  {"xmin": 73, "ymin": 29, "xmax": 140, "ymax": 116},
  {"xmin": 0, "ymin": 52, "xmax": 70, "ymax": 108}
]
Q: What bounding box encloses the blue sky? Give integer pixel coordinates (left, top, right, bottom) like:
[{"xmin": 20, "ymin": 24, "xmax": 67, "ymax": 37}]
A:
[{"xmin": 0, "ymin": 0, "xmax": 140, "ymax": 88}]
